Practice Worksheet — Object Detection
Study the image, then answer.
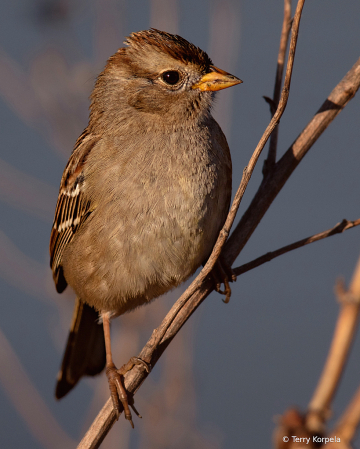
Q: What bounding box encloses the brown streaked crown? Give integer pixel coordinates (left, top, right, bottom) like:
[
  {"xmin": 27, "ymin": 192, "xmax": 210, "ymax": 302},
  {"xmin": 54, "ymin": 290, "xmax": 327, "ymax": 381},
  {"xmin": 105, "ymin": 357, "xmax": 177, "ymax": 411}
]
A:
[{"xmin": 125, "ymin": 28, "xmax": 213, "ymax": 73}]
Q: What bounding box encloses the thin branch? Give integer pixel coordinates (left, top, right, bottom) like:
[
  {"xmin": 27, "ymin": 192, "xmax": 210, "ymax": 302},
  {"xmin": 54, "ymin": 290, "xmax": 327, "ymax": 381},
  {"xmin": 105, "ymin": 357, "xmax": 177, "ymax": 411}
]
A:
[
  {"xmin": 78, "ymin": 280, "xmax": 214, "ymax": 449},
  {"xmin": 224, "ymin": 55, "xmax": 360, "ymax": 267},
  {"xmin": 233, "ymin": 219, "xmax": 360, "ymax": 277},
  {"xmin": 273, "ymin": 0, "xmax": 292, "ymax": 110},
  {"xmin": 204, "ymin": 0, "xmax": 304, "ymax": 272},
  {"xmin": 328, "ymin": 384, "xmax": 360, "ymax": 446},
  {"xmin": 306, "ymin": 257, "xmax": 360, "ymax": 434},
  {"xmin": 273, "ymin": 408, "xmax": 312, "ymax": 449},
  {"xmin": 78, "ymin": 10, "xmax": 360, "ymax": 449},
  {"xmin": 263, "ymin": 0, "xmax": 292, "ymax": 171},
  {"xmin": 76, "ymin": 2, "xmax": 307, "ymax": 446},
  {"xmin": 78, "ymin": 4, "xmax": 360, "ymax": 447},
  {"xmin": 121, "ymin": 0, "xmax": 307, "ymax": 362},
  {"xmin": 78, "ymin": 53, "xmax": 360, "ymax": 449}
]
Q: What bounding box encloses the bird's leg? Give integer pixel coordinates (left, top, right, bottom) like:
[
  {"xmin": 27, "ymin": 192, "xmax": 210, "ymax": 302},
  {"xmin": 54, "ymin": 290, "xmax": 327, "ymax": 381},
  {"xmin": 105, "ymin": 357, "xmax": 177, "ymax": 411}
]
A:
[
  {"xmin": 102, "ymin": 313, "xmax": 134, "ymax": 427},
  {"xmin": 211, "ymin": 258, "xmax": 237, "ymax": 304}
]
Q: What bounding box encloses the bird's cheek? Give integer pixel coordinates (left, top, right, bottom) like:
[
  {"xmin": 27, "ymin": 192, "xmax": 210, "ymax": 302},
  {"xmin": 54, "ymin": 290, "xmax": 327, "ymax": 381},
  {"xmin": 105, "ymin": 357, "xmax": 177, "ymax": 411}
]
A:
[
  {"xmin": 127, "ymin": 89, "xmax": 165, "ymax": 113},
  {"xmin": 127, "ymin": 86, "xmax": 181, "ymax": 115}
]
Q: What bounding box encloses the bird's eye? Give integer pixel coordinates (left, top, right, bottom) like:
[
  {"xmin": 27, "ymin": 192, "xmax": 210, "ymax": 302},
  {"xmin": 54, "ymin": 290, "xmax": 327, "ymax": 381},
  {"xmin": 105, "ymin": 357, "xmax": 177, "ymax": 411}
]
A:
[{"xmin": 161, "ymin": 71, "xmax": 180, "ymax": 85}]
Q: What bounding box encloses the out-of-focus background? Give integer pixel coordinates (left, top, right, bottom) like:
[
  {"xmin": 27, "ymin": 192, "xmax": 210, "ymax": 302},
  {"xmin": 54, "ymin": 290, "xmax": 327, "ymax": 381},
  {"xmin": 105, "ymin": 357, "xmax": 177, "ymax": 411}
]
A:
[{"xmin": 0, "ymin": 1, "xmax": 359, "ymax": 448}]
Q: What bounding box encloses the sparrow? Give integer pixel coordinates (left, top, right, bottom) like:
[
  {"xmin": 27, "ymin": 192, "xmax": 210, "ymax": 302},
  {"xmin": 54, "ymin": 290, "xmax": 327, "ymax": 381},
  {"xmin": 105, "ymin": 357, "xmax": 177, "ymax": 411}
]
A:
[{"xmin": 50, "ymin": 28, "xmax": 242, "ymax": 427}]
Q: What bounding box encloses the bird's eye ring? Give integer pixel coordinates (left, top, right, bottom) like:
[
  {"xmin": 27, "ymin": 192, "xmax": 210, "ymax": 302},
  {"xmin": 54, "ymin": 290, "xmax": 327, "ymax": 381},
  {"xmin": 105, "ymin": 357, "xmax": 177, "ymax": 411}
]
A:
[{"xmin": 161, "ymin": 71, "xmax": 181, "ymax": 85}]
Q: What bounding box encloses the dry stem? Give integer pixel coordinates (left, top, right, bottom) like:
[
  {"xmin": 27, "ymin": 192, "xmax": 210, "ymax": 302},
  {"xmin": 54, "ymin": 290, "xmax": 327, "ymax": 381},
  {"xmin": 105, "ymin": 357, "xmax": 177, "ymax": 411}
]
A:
[
  {"xmin": 329, "ymin": 384, "xmax": 360, "ymax": 446},
  {"xmin": 264, "ymin": 0, "xmax": 292, "ymax": 170},
  {"xmin": 79, "ymin": 54, "xmax": 360, "ymax": 449},
  {"xmin": 77, "ymin": 2, "xmax": 360, "ymax": 448},
  {"xmin": 224, "ymin": 56, "xmax": 360, "ymax": 266},
  {"xmin": 233, "ymin": 219, "xmax": 360, "ymax": 277},
  {"xmin": 123, "ymin": 0, "xmax": 306, "ymax": 360},
  {"xmin": 306, "ymin": 257, "xmax": 360, "ymax": 434}
]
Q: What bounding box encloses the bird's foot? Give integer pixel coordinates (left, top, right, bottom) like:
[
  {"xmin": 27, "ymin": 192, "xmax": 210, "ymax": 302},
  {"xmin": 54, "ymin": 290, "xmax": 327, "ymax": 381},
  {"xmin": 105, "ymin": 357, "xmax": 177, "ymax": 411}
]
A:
[
  {"xmin": 106, "ymin": 357, "xmax": 151, "ymax": 426},
  {"xmin": 106, "ymin": 362, "xmax": 135, "ymax": 427},
  {"xmin": 211, "ymin": 259, "xmax": 237, "ymax": 304},
  {"xmin": 118, "ymin": 356, "xmax": 151, "ymax": 376}
]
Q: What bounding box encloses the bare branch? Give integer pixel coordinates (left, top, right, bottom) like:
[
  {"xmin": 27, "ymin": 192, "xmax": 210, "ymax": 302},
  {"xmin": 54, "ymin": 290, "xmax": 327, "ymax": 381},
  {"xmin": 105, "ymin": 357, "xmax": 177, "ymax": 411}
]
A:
[
  {"xmin": 328, "ymin": 384, "xmax": 360, "ymax": 447},
  {"xmin": 78, "ymin": 52, "xmax": 360, "ymax": 449},
  {"xmin": 201, "ymin": 0, "xmax": 305, "ymax": 279},
  {"xmin": 263, "ymin": 0, "xmax": 292, "ymax": 171},
  {"xmin": 224, "ymin": 55, "xmax": 360, "ymax": 266},
  {"xmin": 76, "ymin": 2, "xmax": 309, "ymax": 446},
  {"xmin": 78, "ymin": 281, "xmax": 213, "ymax": 449},
  {"xmin": 306, "ymin": 257, "xmax": 360, "ymax": 434},
  {"xmin": 77, "ymin": 2, "xmax": 360, "ymax": 447},
  {"xmin": 233, "ymin": 219, "xmax": 360, "ymax": 277}
]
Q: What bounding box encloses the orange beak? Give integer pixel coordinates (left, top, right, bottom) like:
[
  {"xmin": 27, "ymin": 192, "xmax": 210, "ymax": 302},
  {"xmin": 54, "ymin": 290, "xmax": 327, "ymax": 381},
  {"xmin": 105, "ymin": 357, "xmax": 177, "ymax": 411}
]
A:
[{"xmin": 192, "ymin": 65, "xmax": 242, "ymax": 92}]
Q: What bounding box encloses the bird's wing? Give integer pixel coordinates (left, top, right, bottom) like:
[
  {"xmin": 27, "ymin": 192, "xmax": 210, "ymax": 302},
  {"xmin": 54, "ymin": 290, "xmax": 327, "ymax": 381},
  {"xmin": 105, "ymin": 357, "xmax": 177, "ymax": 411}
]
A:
[{"xmin": 50, "ymin": 130, "xmax": 97, "ymax": 292}]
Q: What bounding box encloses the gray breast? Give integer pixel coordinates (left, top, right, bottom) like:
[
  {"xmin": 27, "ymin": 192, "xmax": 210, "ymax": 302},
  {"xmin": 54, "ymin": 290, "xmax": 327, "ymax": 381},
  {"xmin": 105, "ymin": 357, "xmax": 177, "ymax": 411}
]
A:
[{"xmin": 62, "ymin": 121, "xmax": 231, "ymax": 314}]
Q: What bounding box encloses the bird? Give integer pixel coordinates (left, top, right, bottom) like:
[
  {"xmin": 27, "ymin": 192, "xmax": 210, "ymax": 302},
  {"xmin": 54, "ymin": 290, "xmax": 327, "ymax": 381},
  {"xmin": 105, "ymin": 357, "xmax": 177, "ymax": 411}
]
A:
[{"xmin": 50, "ymin": 28, "xmax": 242, "ymax": 427}]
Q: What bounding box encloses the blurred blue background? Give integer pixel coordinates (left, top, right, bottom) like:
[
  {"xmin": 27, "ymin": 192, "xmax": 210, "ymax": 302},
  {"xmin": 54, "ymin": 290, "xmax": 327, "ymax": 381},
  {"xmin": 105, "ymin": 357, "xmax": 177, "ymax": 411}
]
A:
[{"xmin": 0, "ymin": 1, "xmax": 359, "ymax": 448}]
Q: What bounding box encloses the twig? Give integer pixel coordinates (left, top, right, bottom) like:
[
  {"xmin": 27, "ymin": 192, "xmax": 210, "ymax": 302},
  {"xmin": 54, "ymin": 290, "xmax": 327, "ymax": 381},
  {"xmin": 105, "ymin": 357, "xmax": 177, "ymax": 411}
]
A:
[
  {"xmin": 122, "ymin": 0, "xmax": 306, "ymax": 361},
  {"xmin": 76, "ymin": 2, "xmax": 306, "ymax": 446},
  {"xmin": 263, "ymin": 0, "xmax": 292, "ymax": 172},
  {"xmin": 233, "ymin": 219, "xmax": 360, "ymax": 277},
  {"xmin": 306, "ymin": 257, "xmax": 360, "ymax": 434},
  {"xmin": 78, "ymin": 55, "xmax": 360, "ymax": 449},
  {"xmin": 78, "ymin": 3, "xmax": 360, "ymax": 448},
  {"xmin": 273, "ymin": 256, "xmax": 360, "ymax": 449},
  {"xmin": 224, "ymin": 55, "xmax": 360, "ymax": 266},
  {"xmin": 78, "ymin": 280, "xmax": 214, "ymax": 449},
  {"xmin": 328, "ymin": 384, "xmax": 360, "ymax": 446}
]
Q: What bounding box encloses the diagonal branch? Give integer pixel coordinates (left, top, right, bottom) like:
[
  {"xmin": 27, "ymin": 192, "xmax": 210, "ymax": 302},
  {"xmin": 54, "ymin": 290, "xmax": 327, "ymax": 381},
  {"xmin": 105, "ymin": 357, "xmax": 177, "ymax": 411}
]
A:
[
  {"xmin": 77, "ymin": 3, "xmax": 360, "ymax": 448},
  {"xmin": 272, "ymin": 256, "xmax": 360, "ymax": 449},
  {"xmin": 120, "ymin": 56, "xmax": 360, "ymax": 449},
  {"xmin": 233, "ymin": 218, "xmax": 360, "ymax": 277},
  {"xmin": 77, "ymin": 2, "xmax": 302, "ymax": 445},
  {"xmin": 125, "ymin": 0, "xmax": 306, "ymax": 360},
  {"xmin": 328, "ymin": 384, "xmax": 360, "ymax": 446},
  {"xmin": 224, "ymin": 55, "xmax": 360, "ymax": 267},
  {"xmin": 306, "ymin": 257, "xmax": 360, "ymax": 435}
]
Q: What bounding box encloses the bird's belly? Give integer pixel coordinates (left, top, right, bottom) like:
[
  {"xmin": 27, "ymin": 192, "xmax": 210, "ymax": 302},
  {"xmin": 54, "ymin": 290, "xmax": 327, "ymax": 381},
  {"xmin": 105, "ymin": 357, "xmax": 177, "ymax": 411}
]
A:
[
  {"xmin": 63, "ymin": 143, "xmax": 231, "ymax": 315},
  {"xmin": 65, "ymin": 193, "xmax": 225, "ymax": 314}
]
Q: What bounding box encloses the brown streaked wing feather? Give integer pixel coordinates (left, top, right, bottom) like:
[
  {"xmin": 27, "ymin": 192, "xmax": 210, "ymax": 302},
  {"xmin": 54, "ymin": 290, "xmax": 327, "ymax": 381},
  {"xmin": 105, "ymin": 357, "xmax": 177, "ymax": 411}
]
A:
[{"xmin": 50, "ymin": 130, "xmax": 97, "ymax": 293}]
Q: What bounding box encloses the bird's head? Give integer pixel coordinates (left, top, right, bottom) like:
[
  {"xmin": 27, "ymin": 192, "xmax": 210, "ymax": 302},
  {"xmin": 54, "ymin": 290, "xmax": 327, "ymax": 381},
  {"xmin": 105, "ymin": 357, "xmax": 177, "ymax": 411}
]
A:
[{"xmin": 90, "ymin": 29, "xmax": 242, "ymax": 129}]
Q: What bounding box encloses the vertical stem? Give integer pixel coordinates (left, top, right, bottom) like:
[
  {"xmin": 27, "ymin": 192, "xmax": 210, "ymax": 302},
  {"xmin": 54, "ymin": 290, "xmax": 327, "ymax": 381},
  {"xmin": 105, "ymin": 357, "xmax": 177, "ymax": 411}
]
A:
[
  {"xmin": 265, "ymin": 0, "xmax": 292, "ymax": 170},
  {"xmin": 306, "ymin": 258, "xmax": 360, "ymax": 433}
]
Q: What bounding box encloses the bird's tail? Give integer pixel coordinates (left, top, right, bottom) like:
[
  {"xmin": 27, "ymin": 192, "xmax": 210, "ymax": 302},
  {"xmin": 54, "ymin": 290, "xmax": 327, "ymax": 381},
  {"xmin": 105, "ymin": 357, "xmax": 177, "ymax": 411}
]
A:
[{"xmin": 55, "ymin": 298, "xmax": 106, "ymax": 399}]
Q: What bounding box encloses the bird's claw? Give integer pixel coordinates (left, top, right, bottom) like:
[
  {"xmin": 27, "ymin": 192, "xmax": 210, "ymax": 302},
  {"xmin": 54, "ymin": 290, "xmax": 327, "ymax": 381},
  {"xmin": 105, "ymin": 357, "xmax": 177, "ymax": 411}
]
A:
[
  {"xmin": 105, "ymin": 356, "xmax": 151, "ymax": 424},
  {"xmin": 211, "ymin": 259, "xmax": 237, "ymax": 304},
  {"xmin": 106, "ymin": 363, "xmax": 134, "ymax": 428}
]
